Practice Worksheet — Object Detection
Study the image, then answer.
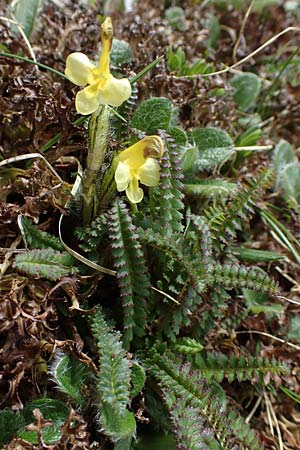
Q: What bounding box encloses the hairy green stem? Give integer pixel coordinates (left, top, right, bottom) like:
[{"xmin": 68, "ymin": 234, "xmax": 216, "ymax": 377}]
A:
[{"xmin": 82, "ymin": 105, "xmax": 110, "ymax": 225}]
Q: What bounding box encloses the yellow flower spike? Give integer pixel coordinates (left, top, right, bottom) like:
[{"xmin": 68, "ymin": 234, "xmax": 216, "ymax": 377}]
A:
[
  {"xmin": 114, "ymin": 136, "xmax": 165, "ymax": 204},
  {"xmin": 65, "ymin": 17, "xmax": 132, "ymax": 115}
]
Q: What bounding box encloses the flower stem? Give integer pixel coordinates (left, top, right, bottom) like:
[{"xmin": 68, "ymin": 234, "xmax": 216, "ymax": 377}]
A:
[
  {"xmin": 82, "ymin": 105, "xmax": 110, "ymax": 225},
  {"xmin": 0, "ymin": 51, "xmax": 67, "ymax": 79}
]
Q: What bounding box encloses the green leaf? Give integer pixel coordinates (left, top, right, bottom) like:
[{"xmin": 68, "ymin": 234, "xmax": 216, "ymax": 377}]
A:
[
  {"xmin": 52, "ymin": 354, "xmax": 92, "ymax": 406},
  {"xmin": 288, "ymin": 315, "xmax": 300, "ymax": 341},
  {"xmin": 235, "ymin": 126, "xmax": 262, "ymax": 147},
  {"xmin": 131, "ymin": 98, "xmax": 174, "ymax": 134},
  {"xmin": 281, "ymin": 163, "xmax": 300, "ymax": 204},
  {"xmin": 111, "ymin": 39, "xmax": 132, "ymax": 66},
  {"xmin": 205, "ymin": 14, "xmax": 220, "ymax": 49},
  {"xmin": 188, "ymin": 128, "xmax": 234, "ymax": 171},
  {"xmin": 236, "ymin": 247, "xmax": 285, "ymax": 263},
  {"xmin": 19, "ymin": 216, "xmax": 64, "ymax": 251},
  {"xmin": 172, "ymin": 337, "xmax": 204, "ymax": 354},
  {"xmin": 13, "ymin": 248, "xmax": 77, "ymax": 280},
  {"xmin": 12, "ymin": 0, "xmax": 41, "ymax": 39},
  {"xmin": 182, "ymin": 146, "xmax": 199, "ymax": 173},
  {"xmin": 231, "ymin": 72, "xmax": 262, "ymax": 110},
  {"xmin": 164, "ymin": 7, "xmax": 186, "ymax": 31},
  {"xmin": 101, "ymin": 404, "xmax": 136, "ymax": 440},
  {"xmin": 167, "ymin": 46, "xmax": 186, "ymax": 74},
  {"xmin": 115, "ymin": 437, "xmax": 132, "ymax": 450},
  {"xmin": 243, "ymin": 289, "xmax": 284, "ymax": 315},
  {"xmin": 273, "ymin": 139, "xmax": 295, "ymax": 190},
  {"xmin": 280, "ymin": 385, "xmax": 300, "ymax": 404},
  {"xmin": 252, "ymin": 0, "xmax": 280, "ymax": 11},
  {"xmin": 184, "ymin": 179, "xmax": 237, "ymax": 199},
  {"xmin": 168, "ymin": 127, "xmax": 188, "ymax": 146},
  {"xmin": 189, "ymin": 59, "xmax": 213, "ymax": 76},
  {"xmin": 212, "ymin": 0, "xmax": 279, "ymax": 11},
  {"xmin": 284, "ymin": 1, "xmax": 300, "ymax": 12},
  {"xmin": 18, "ymin": 398, "xmax": 69, "ymax": 444},
  {"xmin": 131, "ymin": 361, "xmax": 146, "ymax": 398},
  {"xmin": 90, "ymin": 308, "xmax": 133, "ymax": 440},
  {"xmin": 0, "ymin": 410, "xmax": 24, "ymax": 446}
]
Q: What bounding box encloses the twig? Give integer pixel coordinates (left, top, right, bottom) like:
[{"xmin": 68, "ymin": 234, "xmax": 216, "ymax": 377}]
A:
[
  {"xmin": 151, "ymin": 286, "xmax": 180, "ymax": 305},
  {"xmin": 234, "ymin": 145, "xmax": 273, "ymax": 152},
  {"xmin": 232, "ymin": 0, "xmax": 255, "ymax": 63},
  {"xmin": 0, "ymin": 235, "xmax": 22, "ymax": 278},
  {"xmin": 277, "ymin": 295, "xmax": 300, "ymax": 307},
  {"xmin": 264, "ymin": 390, "xmax": 284, "ymax": 450},
  {"xmin": 245, "ymin": 395, "xmax": 262, "ymax": 423},
  {"xmin": 0, "ymin": 16, "xmax": 36, "ymax": 63},
  {"xmin": 0, "ymin": 153, "xmax": 64, "ymax": 184},
  {"xmin": 235, "ymin": 330, "xmax": 300, "ymax": 351},
  {"xmin": 175, "ymin": 26, "xmax": 300, "ymax": 78}
]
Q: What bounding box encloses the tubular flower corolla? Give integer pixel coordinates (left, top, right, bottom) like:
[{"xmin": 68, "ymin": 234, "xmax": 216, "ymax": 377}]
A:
[
  {"xmin": 114, "ymin": 136, "xmax": 165, "ymax": 203},
  {"xmin": 65, "ymin": 17, "xmax": 131, "ymax": 115}
]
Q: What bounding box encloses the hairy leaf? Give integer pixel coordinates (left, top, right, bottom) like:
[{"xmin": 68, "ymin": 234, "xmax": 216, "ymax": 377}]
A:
[
  {"xmin": 188, "ymin": 128, "xmax": 234, "ymax": 172},
  {"xmin": 231, "ymin": 72, "xmax": 262, "ymax": 110},
  {"xmin": 131, "ymin": 97, "xmax": 174, "ymax": 134},
  {"xmin": 13, "ymin": 248, "xmax": 77, "ymax": 280},
  {"xmin": 12, "ymin": 0, "xmax": 41, "ymax": 39},
  {"xmin": 52, "ymin": 353, "xmax": 92, "ymax": 406},
  {"xmin": 18, "ymin": 399, "xmax": 69, "ymax": 444}
]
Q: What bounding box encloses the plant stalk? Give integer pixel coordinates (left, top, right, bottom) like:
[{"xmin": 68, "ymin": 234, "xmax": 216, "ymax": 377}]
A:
[{"xmin": 82, "ymin": 105, "xmax": 110, "ymax": 225}]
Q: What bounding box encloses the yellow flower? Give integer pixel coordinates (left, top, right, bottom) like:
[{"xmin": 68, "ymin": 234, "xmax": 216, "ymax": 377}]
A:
[
  {"xmin": 114, "ymin": 136, "xmax": 165, "ymax": 203},
  {"xmin": 65, "ymin": 17, "xmax": 131, "ymax": 115}
]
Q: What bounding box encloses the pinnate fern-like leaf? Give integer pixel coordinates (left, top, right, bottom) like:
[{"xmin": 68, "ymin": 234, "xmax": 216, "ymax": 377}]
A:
[
  {"xmin": 195, "ymin": 352, "xmax": 287, "ymax": 383},
  {"xmin": 20, "ymin": 216, "xmax": 64, "ymax": 251},
  {"xmin": 153, "ymin": 131, "xmax": 184, "ymax": 234},
  {"xmin": 108, "ymin": 199, "xmax": 150, "ymax": 348},
  {"xmin": 172, "ymin": 337, "xmax": 204, "ymax": 355},
  {"xmin": 209, "ymin": 262, "xmax": 277, "ymax": 296},
  {"xmin": 90, "ymin": 308, "xmax": 136, "ymax": 440},
  {"xmin": 168, "ymin": 399, "xmax": 213, "ymax": 450},
  {"xmin": 13, "ymin": 248, "xmax": 77, "ymax": 280},
  {"xmin": 205, "ymin": 169, "xmax": 274, "ymax": 244},
  {"xmin": 146, "ymin": 349, "xmax": 263, "ymax": 450},
  {"xmin": 138, "ymin": 228, "xmax": 205, "ymax": 296}
]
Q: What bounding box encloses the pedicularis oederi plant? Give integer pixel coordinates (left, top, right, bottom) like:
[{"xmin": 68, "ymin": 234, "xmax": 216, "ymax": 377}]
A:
[{"xmin": 1, "ymin": 12, "xmax": 290, "ymax": 450}]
